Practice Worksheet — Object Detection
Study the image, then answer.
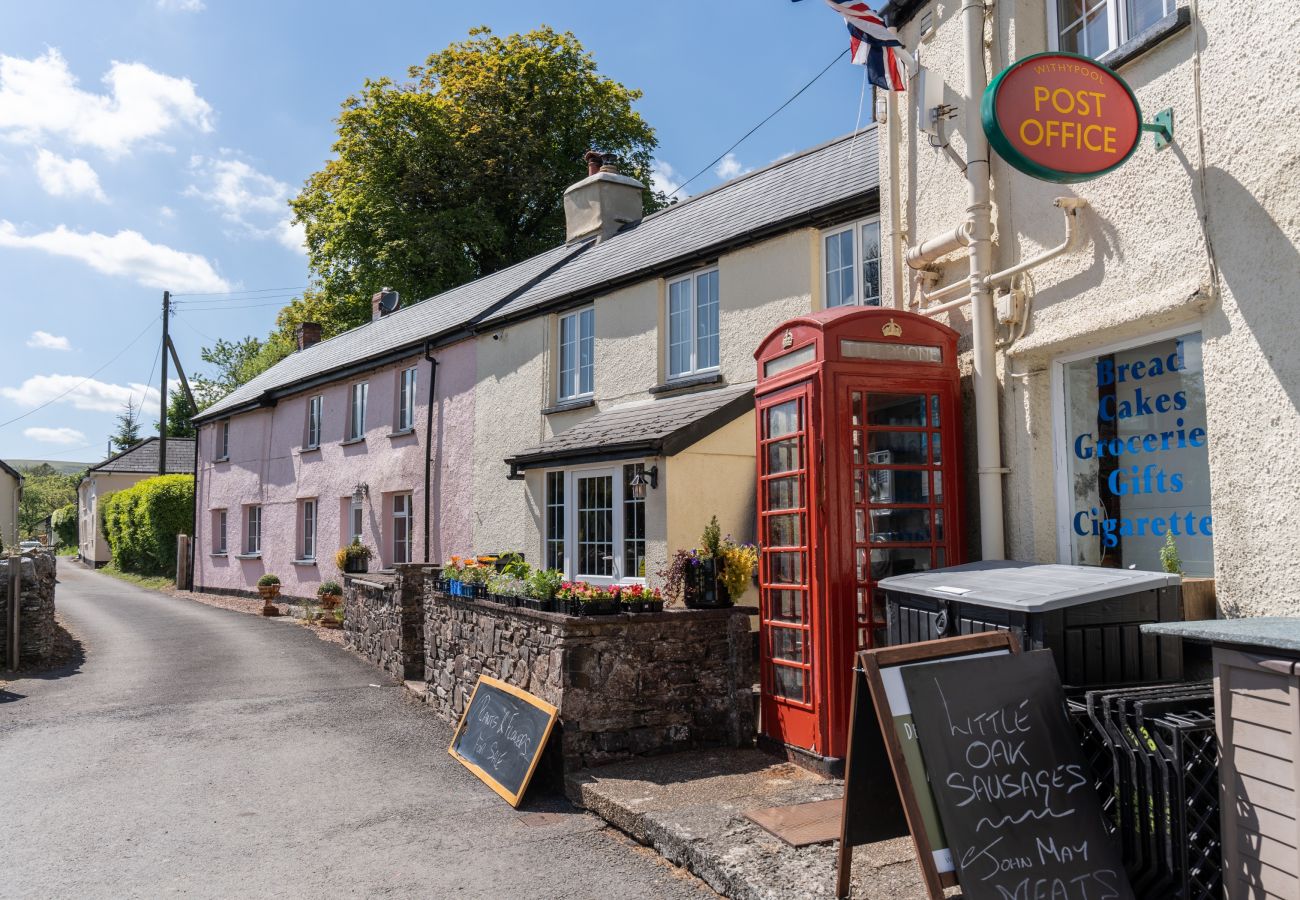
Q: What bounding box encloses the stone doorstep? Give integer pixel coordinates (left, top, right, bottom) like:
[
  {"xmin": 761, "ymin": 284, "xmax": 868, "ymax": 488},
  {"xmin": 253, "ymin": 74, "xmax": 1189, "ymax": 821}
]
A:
[{"xmin": 564, "ymin": 748, "xmax": 937, "ymax": 900}]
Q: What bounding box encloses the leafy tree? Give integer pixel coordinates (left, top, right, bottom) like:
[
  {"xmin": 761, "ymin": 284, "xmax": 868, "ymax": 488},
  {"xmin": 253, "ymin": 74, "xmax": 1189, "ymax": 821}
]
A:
[
  {"xmin": 51, "ymin": 503, "xmax": 78, "ymax": 548},
  {"xmin": 18, "ymin": 465, "xmax": 80, "ymax": 540},
  {"xmin": 283, "ymin": 25, "xmax": 660, "ymax": 345},
  {"xmin": 111, "ymin": 398, "xmax": 143, "ymax": 451},
  {"xmin": 162, "ymin": 387, "xmax": 197, "ymax": 439}
]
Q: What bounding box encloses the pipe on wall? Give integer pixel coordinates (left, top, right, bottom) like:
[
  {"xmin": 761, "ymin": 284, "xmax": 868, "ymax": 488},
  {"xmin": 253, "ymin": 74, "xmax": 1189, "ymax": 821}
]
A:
[
  {"xmin": 887, "ymin": 91, "xmax": 907, "ymax": 308},
  {"xmin": 423, "ymin": 340, "xmax": 439, "ymax": 564}
]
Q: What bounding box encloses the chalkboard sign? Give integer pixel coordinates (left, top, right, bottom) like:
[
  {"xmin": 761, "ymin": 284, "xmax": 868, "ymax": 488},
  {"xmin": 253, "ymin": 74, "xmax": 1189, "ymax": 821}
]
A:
[
  {"xmin": 449, "ymin": 676, "xmax": 559, "ymax": 807},
  {"xmin": 901, "ymin": 650, "xmax": 1134, "ymax": 900}
]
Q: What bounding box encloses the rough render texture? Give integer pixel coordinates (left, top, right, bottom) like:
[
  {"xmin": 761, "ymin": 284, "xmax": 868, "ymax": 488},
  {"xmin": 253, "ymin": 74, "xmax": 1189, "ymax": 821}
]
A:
[
  {"xmin": 420, "ymin": 589, "xmax": 756, "ymax": 772},
  {"xmin": 879, "ymin": 1, "xmax": 1300, "ymax": 615},
  {"xmin": 194, "ymin": 339, "xmax": 476, "ymax": 600},
  {"xmin": 0, "ymin": 551, "xmax": 57, "ymax": 665}
]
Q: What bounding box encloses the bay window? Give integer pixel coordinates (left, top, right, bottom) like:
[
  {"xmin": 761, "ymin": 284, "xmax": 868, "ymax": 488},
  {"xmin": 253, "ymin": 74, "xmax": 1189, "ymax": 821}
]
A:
[
  {"xmin": 667, "ymin": 268, "xmax": 720, "ymax": 379},
  {"xmin": 543, "ymin": 464, "xmax": 648, "ymax": 583},
  {"xmin": 558, "ymin": 307, "xmax": 595, "ymax": 401},
  {"xmin": 1048, "ymin": 0, "xmax": 1178, "ymax": 58},
  {"xmin": 823, "ymin": 218, "xmax": 881, "ymax": 308}
]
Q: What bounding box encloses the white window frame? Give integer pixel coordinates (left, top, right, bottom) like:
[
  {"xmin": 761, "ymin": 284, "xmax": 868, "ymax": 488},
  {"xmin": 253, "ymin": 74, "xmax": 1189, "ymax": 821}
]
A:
[
  {"xmin": 666, "ymin": 266, "xmax": 721, "ymax": 380},
  {"xmin": 544, "ymin": 463, "xmax": 649, "ymax": 585},
  {"xmin": 214, "ymin": 509, "xmax": 227, "ymax": 554},
  {"xmin": 391, "ymin": 493, "xmax": 413, "ymax": 565},
  {"xmin": 397, "ymin": 366, "xmax": 417, "ymax": 433},
  {"xmin": 216, "ymin": 420, "xmax": 230, "ymax": 461},
  {"xmin": 306, "ymin": 395, "xmax": 322, "ymax": 449},
  {"xmin": 301, "ymin": 498, "xmax": 317, "ymax": 560},
  {"xmin": 349, "ymin": 496, "xmax": 364, "ymax": 544},
  {"xmin": 557, "ymin": 307, "xmax": 595, "ymax": 401},
  {"xmin": 245, "ymin": 505, "xmax": 261, "ymax": 555},
  {"xmin": 347, "ymin": 382, "xmax": 368, "ymax": 441},
  {"xmin": 1049, "ymin": 323, "xmax": 1203, "ymax": 566},
  {"xmin": 1046, "ymin": 0, "xmax": 1176, "ymax": 57},
  {"xmin": 821, "ymin": 216, "xmax": 882, "ymax": 308}
]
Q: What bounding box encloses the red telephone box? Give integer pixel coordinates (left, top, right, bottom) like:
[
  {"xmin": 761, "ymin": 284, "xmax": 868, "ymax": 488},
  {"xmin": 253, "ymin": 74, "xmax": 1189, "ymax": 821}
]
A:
[{"xmin": 753, "ymin": 307, "xmax": 964, "ymax": 762}]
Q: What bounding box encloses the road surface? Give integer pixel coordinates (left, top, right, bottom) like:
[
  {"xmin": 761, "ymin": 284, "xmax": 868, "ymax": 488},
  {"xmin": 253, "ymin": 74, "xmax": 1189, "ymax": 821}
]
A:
[{"xmin": 0, "ymin": 563, "xmax": 711, "ymax": 899}]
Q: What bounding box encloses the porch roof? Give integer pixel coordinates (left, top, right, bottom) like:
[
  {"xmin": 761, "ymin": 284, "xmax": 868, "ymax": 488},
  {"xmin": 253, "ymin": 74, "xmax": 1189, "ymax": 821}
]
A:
[{"xmin": 505, "ymin": 382, "xmax": 756, "ymax": 474}]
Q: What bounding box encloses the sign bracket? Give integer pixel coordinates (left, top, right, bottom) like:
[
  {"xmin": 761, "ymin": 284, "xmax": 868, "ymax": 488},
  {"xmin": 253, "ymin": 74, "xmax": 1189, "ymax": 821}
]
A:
[{"xmin": 1141, "ymin": 107, "xmax": 1175, "ymax": 151}]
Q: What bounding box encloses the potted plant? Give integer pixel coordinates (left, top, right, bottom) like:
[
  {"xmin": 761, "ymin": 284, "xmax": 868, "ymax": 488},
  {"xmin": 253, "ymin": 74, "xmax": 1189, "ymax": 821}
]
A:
[
  {"xmin": 522, "ymin": 567, "xmax": 563, "ymax": 612},
  {"xmin": 459, "ymin": 561, "xmax": 490, "ymax": 599},
  {"xmin": 618, "ymin": 583, "xmax": 664, "ymax": 614},
  {"xmin": 557, "ymin": 581, "xmax": 620, "ymax": 616},
  {"xmin": 317, "ymin": 580, "xmax": 343, "ymax": 611},
  {"xmin": 335, "ymin": 540, "xmax": 373, "ymax": 574},
  {"xmin": 658, "ymin": 517, "xmax": 756, "ymax": 609},
  {"xmin": 486, "ymin": 571, "xmax": 529, "ymax": 606},
  {"xmin": 257, "ymin": 573, "xmax": 281, "ymax": 617},
  {"xmin": 1160, "ymin": 533, "xmax": 1217, "ymax": 620}
]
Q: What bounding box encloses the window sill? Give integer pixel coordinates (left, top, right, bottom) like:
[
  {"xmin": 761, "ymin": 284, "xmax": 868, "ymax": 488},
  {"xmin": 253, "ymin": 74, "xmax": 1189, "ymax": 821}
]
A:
[
  {"xmin": 542, "ymin": 397, "xmax": 595, "ymax": 415},
  {"xmin": 341, "ymin": 437, "xmax": 366, "ymax": 447},
  {"xmin": 388, "ymin": 428, "xmax": 416, "ymax": 438},
  {"xmin": 650, "ymin": 372, "xmax": 723, "ymax": 395},
  {"xmin": 234, "ymin": 552, "xmax": 261, "ymax": 560},
  {"xmin": 214, "ymin": 456, "xmax": 230, "ymax": 463},
  {"xmin": 210, "ymin": 552, "xmax": 228, "ymax": 558},
  {"xmin": 299, "ymin": 445, "xmax": 321, "ymax": 455},
  {"xmin": 292, "ymin": 558, "xmax": 317, "ymax": 566},
  {"xmin": 1098, "ymin": 6, "xmax": 1190, "ymax": 70}
]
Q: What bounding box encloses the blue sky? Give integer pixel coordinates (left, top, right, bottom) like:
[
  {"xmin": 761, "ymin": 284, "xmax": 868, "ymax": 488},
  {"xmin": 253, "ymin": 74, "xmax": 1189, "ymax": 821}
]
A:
[{"xmin": 0, "ymin": 0, "xmax": 873, "ymax": 464}]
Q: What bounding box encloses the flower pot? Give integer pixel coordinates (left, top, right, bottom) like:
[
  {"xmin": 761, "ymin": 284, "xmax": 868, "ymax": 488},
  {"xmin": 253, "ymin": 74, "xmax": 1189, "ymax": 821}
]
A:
[
  {"xmin": 319, "ymin": 593, "xmax": 341, "ymax": 611},
  {"xmin": 683, "ymin": 559, "xmax": 732, "ymax": 609},
  {"xmin": 567, "ymin": 599, "xmax": 619, "ymax": 617},
  {"xmin": 257, "ymin": 584, "xmax": 281, "ymax": 617},
  {"xmin": 343, "ymin": 557, "xmax": 368, "ymax": 574}
]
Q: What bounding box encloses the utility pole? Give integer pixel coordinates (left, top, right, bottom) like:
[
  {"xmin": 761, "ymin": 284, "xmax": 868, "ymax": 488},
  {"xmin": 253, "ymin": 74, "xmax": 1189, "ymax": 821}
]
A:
[{"xmin": 159, "ymin": 290, "xmax": 170, "ymax": 476}]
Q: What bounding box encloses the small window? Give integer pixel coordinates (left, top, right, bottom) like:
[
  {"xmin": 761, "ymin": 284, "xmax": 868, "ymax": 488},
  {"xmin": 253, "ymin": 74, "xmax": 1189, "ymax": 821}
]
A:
[
  {"xmin": 306, "ymin": 396, "xmax": 322, "ymax": 449},
  {"xmin": 217, "ymin": 420, "xmax": 230, "ymax": 460},
  {"xmin": 623, "ymin": 464, "xmax": 646, "ymax": 578},
  {"xmin": 301, "ymin": 499, "xmax": 317, "ymax": 560},
  {"xmin": 546, "ymin": 471, "xmax": 565, "ymax": 571},
  {"xmin": 392, "ymin": 493, "xmax": 413, "ymax": 565},
  {"xmin": 667, "ymin": 268, "xmax": 720, "ymax": 379},
  {"xmin": 397, "ymin": 366, "xmax": 417, "ymax": 432},
  {"xmin": 348, "ymin": 382, "xmax": 368, "ymax": 441},
  {"xmin": 348, "ymin": 496, "xmax": 364, "ymax": 544},
  {"xmin": 1049, "ymin": 0, "xmax": 1176, "ymax": 57},
  {"xmin": 213, "ymin": 509, "xmax": 227, "ymax": 554},
  {"xmin": 823, "ymin": 218, "xmax": 882, "ymax": 308},
  {"xmin": 245, "ymin": 505, "xmax": 261, "ymax": 555},
  {"xmin": 558, "ymin": 307, "xmax": 595, "ymax": 401}
]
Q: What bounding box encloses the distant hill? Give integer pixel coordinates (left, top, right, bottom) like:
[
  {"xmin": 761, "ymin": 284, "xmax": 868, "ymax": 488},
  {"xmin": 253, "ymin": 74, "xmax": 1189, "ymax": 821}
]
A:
[{"xmin": 6, "ymin": 459, "xmax": 93, "ymax": 475}]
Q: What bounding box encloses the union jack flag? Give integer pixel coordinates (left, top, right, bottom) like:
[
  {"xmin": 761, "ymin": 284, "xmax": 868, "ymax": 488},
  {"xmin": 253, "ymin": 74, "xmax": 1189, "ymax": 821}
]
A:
[{"xmin": 796, "ymin": 0, "xmax": 915, "ymax": 92}]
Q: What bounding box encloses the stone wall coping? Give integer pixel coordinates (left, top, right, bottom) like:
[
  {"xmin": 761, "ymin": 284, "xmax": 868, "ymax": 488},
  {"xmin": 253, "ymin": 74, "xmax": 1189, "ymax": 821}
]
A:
[
  {"xmin": 429, "ymin": 589, "xmax": 749, "ymax": 630},
  {"xmin": 344, "ymin": 573, "xmax": 395, "ymax": 587}
]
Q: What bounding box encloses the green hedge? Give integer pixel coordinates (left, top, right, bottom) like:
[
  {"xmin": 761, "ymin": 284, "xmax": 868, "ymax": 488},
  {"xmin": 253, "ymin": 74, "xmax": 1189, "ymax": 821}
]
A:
[
  {"xmin": 51, "ymin": 503, "xmax": 77, "ymax": 548},
  {"xmin": 102, "ymin": 474, "xmax": 194, "ymax": 576}
]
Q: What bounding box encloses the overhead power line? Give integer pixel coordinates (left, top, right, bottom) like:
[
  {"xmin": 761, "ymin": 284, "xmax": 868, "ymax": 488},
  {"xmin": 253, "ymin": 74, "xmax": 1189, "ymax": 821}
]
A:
[
  {"xmin": 170, "ymin": 285, "xmax": 308, "ymax": 299},
  {"xmin": 668, "ymin": 47, "xmax": 848, "ymax": 199}
]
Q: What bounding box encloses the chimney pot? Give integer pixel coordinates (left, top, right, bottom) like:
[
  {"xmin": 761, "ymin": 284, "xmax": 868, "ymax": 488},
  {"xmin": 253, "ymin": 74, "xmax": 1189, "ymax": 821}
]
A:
[
  {"xmin": 294, "ymin": 322, "xmax": 322, "ymax": 351},
  {"xmin": 584, "ymin": 150, "xmax": 604, "ymax": 177},
  {"xmin": 564, "ymin": 155, "xmax": 646, "ymax": 245}
]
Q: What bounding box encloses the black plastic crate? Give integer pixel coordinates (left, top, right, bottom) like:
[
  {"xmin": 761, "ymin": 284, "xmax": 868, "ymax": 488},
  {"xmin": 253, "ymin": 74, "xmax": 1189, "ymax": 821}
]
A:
[{"xmin": 882, "ymin": 561, "xmax": 1184, "ymax": 689}]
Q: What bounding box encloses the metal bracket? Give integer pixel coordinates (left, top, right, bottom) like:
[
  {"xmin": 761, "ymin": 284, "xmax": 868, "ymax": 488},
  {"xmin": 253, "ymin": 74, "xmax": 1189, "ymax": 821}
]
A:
[{"xmin": 1141, "ymin": 108, "xmax": 1174, "ymax": 152}]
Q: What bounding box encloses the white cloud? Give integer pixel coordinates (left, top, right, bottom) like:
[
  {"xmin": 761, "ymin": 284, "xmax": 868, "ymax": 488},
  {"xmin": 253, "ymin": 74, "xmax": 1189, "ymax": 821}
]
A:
[
  {"xmin": 159, "ymin": 205, "xmax": 175, "ymax": 219},
  {"xmin": 157, "ymin": 0, "xmax": 205, "ymax": 10},
  {"xmin": 187, "ymin": 154, "xmax": 304, "ymax": 253},
  {"xmin": 650, "ymin": 159, "xmax": 684, "ymax": 197},
  {"xmin": 27, "ymin": 330, "xmax": 71, "ymax": 351},
  {"xmin": 0, "ymin": 49, "xmax": 214, "ymax": 156},
  {"xmin": 0, "ymin": 220, "xmax": 229, "ymax": 292},
  {"xmin": 23, "ymin": 426, "xmax": 85, "ymax": 445},
  {"xmin": 714, "ymin": 153, "xmax": 751, "ymax": 181},
  {"xmin": 34, "ymin": 148, "xmax": 106, "ymax": 201},
  {"xmin": 2, "ymin": 374, "xmax": 161, "ymax": 415}
]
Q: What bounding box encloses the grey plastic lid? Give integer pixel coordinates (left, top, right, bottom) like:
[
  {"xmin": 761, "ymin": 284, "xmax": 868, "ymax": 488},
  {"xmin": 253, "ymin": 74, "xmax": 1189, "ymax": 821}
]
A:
[{"xmin": 878, "ymin": 561, "xmax": 1180, "ymax": 612}]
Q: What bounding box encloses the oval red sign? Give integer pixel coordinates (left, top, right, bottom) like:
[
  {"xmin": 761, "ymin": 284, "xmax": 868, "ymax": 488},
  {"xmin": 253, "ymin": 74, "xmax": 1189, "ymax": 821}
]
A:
[{"xmin": 981, "ymin": 52, "xmax": 1142, "ymax": 183}]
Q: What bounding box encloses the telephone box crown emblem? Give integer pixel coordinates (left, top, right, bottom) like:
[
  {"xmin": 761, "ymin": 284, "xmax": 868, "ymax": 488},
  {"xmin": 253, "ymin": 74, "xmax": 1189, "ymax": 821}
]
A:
[
  {"xmin": 782, "ymin": 329, "xmax": 794, "ymax": 349},
  {"xmin": 882, "ymin": 318, "xmax": 903, "ymax": 338}
]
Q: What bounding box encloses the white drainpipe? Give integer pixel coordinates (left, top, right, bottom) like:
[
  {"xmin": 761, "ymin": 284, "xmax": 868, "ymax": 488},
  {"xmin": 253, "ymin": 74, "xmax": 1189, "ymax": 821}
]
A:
[
  {"xmin": 888, "ymin": 92, "xmax": 907, "ymax": 308},
  {"xmin": 962, "ymin": 0, "xmax": 1007, "ymax": 561}
]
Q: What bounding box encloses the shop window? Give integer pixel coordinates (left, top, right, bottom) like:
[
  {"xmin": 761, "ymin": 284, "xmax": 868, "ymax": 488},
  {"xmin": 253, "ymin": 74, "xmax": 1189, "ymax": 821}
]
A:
[
  {"xmin": 397, "ymin": 366, "xmax": 417, "ymax": 433},
  {"xmin": 392, "ymin": 493, "xmax": 413, "ymax": 565},
  {"xmin": 245, "ymin": 505, "xmax": 261, "ymax": 555},
  {"xmin": 1048, "ymin": 0, "xmax": 1176, "ymax": 57},
  {"xmin": 347, "ymin": 382, "xmax": 368, "ymax": 441},
  {"xmin": 300, "ymin": 499, "xmax": 317, "ymax": 560},
  {"xmin": 545, "ymin": 471, "xmax": 565, "ymax": 571},
  {"xmin": 822, "ymin": 218, "xmax": 881, "ymax": 308},
  {"xmin": 667, "ymin": 267, "xmax": 720, "ymax": 379},
  {"xmin": 558, "ymin": 307, "xmax": 594, "ymax": 401},
  {"xmin": 1058, "ymin": 331, "xmax": 1212, "ymax": 575}
]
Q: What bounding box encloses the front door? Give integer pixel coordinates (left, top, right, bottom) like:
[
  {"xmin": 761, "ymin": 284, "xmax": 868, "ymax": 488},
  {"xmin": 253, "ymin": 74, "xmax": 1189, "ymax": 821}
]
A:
[{"xmin": 757, "ymin": 384, "xmax": 821, "ymax": 753}]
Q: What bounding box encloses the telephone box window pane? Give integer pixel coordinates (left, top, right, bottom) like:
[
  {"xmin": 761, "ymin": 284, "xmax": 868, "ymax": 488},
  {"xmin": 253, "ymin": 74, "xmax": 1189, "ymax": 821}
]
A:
[
  {"xmin": 856, "ymin": 547, "xmax": 867, "ymax": 581},
  {"xmin": 870, "ymin": 548, "xmax": 933, "ymax": 579},
  {"xmin": 770, "ymin": 589, "xmax": 804, "ymax": 622},
  {"xmin": 764, "ymin": 344, "xmax": 816, "ymax": 378},
  {"xmin": 854, "ymin": 508, "xmax": 865, "ymax": 543},
  {"xmin": 932, "ymin": 432, "xmax": 942, "ymax": 463},
  {"xmin": 767, "ymin": 476, "xmax": 802, "ymax": 510},
  {"xmin": 853, "ymin": 471, "xmax": 864, "ymax": 504},
  {"xmin": 772, "ymin": 628, "xmax": 805, "ymax": 663},
  {"xmin": 766, "ymin": 400, "xmax": 800, "ymax": 438},
  {"xmin": 773, "ymin": 666, "xmax": 805, "ymax": 701},
  {"xmin": 870, "ymin": 509, "xmax": 932, "ymax": 543},
  {"xmin": 767, "ymin": 438, "xmax": 801, "ymax": 473},
  {"xmin": 851, "ymin": 392, "xmax": 862, "ymax": 426},
  {"xmin": 770, "ymin": 551, "xmax": 804, "ymax": 585},
  {"xmin": 767, "ymin": 513, "xmax": 803, "ymax": 547},
  {"xmin": 867, "ymin": 393, "xmax": 927, "ymax": 426},
  {"xmin": 931, "ymin": 471, "xmax": 943, "ymax": 502},
  {"xmin": 1061, "ymin": 332, "xmax": 1212, "ymax": 575},
  {"xmin": 867, "ymin": 431, "xmax": 928, "ymax": 465}
]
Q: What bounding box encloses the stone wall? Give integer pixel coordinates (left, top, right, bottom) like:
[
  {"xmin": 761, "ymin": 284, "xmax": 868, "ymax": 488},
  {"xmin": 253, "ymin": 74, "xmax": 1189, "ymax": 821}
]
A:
[
  {"xmin": 424, "ymin": 590, "xmax": 755, "ymax": 771},
  {"xmin": 0, "ymin": 551, "xmax": 57, "ymax": 665},
  {"xmin": 342, "ymin": 566, "xmax": 428, "ymax": 682}
]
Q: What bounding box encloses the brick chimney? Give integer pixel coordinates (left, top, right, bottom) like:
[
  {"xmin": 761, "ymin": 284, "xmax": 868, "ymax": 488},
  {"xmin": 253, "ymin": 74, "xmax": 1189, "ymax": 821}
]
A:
[
  {"xmin": 563, "ymin": 150, "xmax": 646, "ymax": 244},
  {"xmin": 371, "ymin": 287, "xmax": 400, "ymax": 321},
  {"xmin": 294, "ymin": 322, "xmax": 322, "ymax": 351}
]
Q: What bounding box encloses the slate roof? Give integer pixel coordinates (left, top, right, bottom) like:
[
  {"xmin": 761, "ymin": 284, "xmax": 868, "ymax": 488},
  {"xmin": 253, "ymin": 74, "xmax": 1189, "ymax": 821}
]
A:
[
  {"xmin": 0, "ymin": 459, "xmax": 20, "ymax": 481},
  {"xmin": 505, "ymin": 382, "xmax": 756, "ymax": 472},
  {"xmin": 194, "ymin": 129, "xmax": 876, "ymax": 422},
  {"xmin": 194, "ymin": 243, "xmax": 586, "ymax": 422},
  {"xmin": 88, "ymin": 437, "xmax": 196, "ymax": 475}
]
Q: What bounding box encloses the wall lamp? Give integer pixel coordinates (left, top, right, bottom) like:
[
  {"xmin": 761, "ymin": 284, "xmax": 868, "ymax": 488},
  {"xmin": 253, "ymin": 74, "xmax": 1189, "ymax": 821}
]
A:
[
  {"xmin": 628, "ymin": 465, "xmax": 658, "ymax": 500},
  {"xmin": 352, "ymin": 483, "xmax": 370, "ymax": 503}
]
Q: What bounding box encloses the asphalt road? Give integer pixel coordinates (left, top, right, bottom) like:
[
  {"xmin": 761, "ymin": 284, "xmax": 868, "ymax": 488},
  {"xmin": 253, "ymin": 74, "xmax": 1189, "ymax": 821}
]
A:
[{"xmin": 0, "ymin": 564, "xmax": 712, "ymax": 899}]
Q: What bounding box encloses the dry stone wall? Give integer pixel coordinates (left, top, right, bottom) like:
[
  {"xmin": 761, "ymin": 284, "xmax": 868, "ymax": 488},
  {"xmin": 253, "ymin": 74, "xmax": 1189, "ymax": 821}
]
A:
[
  {"xmin": 0, "ymin": 551, "xmax": 57, "ymax": 664},
  {"xmin": 342, "ymin": 567, "xmax": 427, "ymax": 681}
]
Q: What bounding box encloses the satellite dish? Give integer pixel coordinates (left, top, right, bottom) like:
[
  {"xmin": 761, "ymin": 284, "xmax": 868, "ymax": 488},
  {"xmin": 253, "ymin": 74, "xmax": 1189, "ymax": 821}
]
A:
[{"xmin": 376, "ymin": 287, "xmax": 400, "ymax": 315}]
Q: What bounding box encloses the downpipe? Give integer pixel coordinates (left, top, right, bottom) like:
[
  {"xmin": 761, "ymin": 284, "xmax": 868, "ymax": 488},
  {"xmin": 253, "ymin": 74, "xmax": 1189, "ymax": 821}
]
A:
[{"xmin": 423, "ymin": 341, "xmax": 439, "ymax": 564}]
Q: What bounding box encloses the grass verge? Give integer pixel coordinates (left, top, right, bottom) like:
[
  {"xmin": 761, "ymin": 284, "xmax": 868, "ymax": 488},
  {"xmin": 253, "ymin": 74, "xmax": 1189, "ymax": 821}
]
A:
[{"xmin": 101, "ymin": 563, "xmax": 173, "ymax": 592}]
